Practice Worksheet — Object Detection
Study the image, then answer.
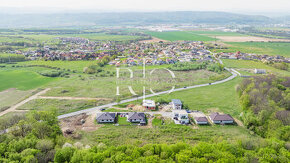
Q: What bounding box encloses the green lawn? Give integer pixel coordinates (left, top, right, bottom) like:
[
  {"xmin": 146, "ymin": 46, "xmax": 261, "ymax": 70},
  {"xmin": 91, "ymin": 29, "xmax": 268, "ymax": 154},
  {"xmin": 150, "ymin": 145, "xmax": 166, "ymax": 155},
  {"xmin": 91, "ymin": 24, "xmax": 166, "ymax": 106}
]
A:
[
  {"xmin": 146, "ymin": 31, "xmax": 216, "ymax": 41},
  {"xmin": 117, "ymin": 115, "xmax": 131, "ymax": 125},
  {"xmin": 0, "ymin": 69, "xmax": 57, "ymax": 91},
  {"xmin": 215, "ymin": 42, "xmax": 290, "ymax": 57},
  {"xmin": 222, "ymin": 59, "xmax": 290, "ymax": 76}
]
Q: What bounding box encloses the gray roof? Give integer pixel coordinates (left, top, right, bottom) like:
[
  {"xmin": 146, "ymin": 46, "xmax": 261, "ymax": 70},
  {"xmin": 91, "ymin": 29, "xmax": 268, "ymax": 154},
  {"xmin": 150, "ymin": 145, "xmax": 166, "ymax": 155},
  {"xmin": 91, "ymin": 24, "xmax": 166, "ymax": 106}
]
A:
[
  {"xmin": 210, "ymin": 112, "xmax": 234, "ymax": 121},
  {"xmin": 172, "ymin": 99, "xmax": 182, "ymax": 105},
  {"xmin": 96, "ymin": 113, "xmax": 116, "ymax": 121},
  {"xmin": 127, "ymin": 112, "xmax": 145, "ymax": 121},
  {"xmin": 195, "ymin": 117, "xmax": 208, "ymax": 122}
]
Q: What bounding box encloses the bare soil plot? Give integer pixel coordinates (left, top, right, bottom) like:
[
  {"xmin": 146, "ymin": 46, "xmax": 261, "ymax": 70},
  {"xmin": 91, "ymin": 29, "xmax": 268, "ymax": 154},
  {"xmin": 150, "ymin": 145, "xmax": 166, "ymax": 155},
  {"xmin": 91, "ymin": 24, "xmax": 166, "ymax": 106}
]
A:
[
  {"xmin": 214, "ymin": 36, "xmax": 290, "ymax": 42},
  {"xmin": 60, "ymin": 114, "xmax": 102, "ymax": 137}
]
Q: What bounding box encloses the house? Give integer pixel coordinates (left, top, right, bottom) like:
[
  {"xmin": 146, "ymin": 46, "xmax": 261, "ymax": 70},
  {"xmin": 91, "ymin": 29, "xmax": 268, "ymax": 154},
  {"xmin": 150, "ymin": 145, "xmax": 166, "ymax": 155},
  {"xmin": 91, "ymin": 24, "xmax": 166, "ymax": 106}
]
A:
[
  {"xmin": 172, "ymin": 110, "xmax": 189, "ymax": 124},
  {"xmin": 171, "ymin": 99, "xmax": 182, "ymax": 110},
  {"xmin": 143, "ymin": 100, "xmax": 156, "ymax": 110},
  {"xmin": 194, "ymin": 117, "xmax": 208, "ymax": 125},
  {"xmin": 127, "ymin": 112, "xmax": 146, "ymax": 124},
  {"xmin": 96, "ymin": 113, "xmax": 116, "ymax": 123},
  {"xmin": 209, "ymin": 112, "xmax": 234, "ymax": 124},
  {"xmin": 254, "ymin": 69, "xmax": 266, "ymax": 74}
]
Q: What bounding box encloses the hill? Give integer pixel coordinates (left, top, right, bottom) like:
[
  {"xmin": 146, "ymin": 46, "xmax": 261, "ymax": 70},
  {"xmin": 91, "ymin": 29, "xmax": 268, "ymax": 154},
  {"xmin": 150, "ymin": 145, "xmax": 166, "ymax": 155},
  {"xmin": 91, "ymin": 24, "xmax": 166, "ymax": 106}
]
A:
[{"xmin": 0, "ymin": 11, "xmax": 273, "ymax": 28}]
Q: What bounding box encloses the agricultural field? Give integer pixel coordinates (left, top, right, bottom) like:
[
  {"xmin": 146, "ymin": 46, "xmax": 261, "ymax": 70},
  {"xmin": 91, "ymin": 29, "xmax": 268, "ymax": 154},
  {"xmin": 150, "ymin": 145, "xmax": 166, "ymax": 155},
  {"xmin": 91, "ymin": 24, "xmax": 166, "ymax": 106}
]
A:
[
  {"xmin": 145, "ymin": 31, "xmax": 216, "ymax": 41},
  {"xmin": 222, "ymin": 59, "xmax": 290, "ymax": 76},
  {"xmin": 215, "ymin": 42, "xmax": 290, "ymax": 57},
  {"xmin": 0, "ymin": 68, "xmax": 57, "ymax": 91}
]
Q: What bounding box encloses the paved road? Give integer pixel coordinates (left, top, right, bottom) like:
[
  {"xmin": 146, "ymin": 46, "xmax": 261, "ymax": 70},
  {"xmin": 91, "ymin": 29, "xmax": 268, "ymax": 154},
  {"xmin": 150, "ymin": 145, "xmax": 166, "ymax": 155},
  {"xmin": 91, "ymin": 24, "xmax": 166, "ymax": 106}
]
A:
[{"xmin": 58, "ymin": 68, "xmax": 238, "ymax": 119}]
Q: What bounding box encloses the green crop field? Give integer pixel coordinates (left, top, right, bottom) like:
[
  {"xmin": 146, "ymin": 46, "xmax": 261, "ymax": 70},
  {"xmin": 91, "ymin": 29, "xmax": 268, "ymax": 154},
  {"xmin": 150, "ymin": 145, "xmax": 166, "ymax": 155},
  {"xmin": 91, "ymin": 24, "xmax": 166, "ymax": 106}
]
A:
[
  {"xmin": 145, "ymin": 31, "xmax": 216, "ymax": 41},
  {"xmin": 215, "ymin": 42, "xmax": 290, "ymax": 57},
  {"xmin": 0, "ymin": 69, "xmax": 57, "ymax": 91},
  {"xmin": 187, "ymin": 31, "xmax": 245, "ymax": 36}
]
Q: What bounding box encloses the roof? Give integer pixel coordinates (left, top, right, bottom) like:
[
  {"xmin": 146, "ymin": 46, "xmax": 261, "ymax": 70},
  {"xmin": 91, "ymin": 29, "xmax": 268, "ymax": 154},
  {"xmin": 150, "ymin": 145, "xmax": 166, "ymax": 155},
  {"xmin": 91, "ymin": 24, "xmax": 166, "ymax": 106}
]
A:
[
  {"xmin": 143, "ymin": 100, "xmax": 156, "ymax": 107},
  {"xmin": 210, "ymin": 112, "xmax": 234, "ymax": 121},
  {"xmin": 194, "ymin": 117, "xmax": 208, "ymax": 122},
  {"xmin": 172, "ymin": 110, "xmax": 188, "ymax": 114},
  {"xmin": 127, "ymin": 112, "xmax": 145, "ymax": 120},
  {"xmin": 96, "ymin": 113, "xmax": 116, "ymax": 121},
  {"xmin": 172, "ymin": 99, "xmax": 182, "ymax": 105}
]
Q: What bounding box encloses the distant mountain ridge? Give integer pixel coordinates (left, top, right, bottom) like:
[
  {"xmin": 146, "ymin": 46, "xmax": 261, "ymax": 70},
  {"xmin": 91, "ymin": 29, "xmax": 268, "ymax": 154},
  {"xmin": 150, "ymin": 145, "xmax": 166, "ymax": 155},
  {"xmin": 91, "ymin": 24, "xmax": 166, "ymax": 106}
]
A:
[{"xmin": 0, "ymin": 11, "xmax": 276, "ymax": 28}]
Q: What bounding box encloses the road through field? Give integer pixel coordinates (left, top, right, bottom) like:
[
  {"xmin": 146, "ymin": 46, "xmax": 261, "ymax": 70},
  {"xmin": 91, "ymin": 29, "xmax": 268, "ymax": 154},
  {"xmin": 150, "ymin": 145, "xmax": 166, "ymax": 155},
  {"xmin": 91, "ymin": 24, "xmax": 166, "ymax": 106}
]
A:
[
  {"xmin": 0, "ymin": 88, "xmax": 50, "ymax": 117},
  {"xmin": 57, "ymin": 68, "xmax": 239, "ymax": 119}
]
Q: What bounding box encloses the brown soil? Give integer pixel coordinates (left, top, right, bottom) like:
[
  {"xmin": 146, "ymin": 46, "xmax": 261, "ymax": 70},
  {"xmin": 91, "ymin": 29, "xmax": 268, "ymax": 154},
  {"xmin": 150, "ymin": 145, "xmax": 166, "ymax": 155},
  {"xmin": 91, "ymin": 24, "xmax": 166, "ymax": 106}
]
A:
[{"xmin": 60, "ymin": 114, "xmax": 102, "ymax": 137}]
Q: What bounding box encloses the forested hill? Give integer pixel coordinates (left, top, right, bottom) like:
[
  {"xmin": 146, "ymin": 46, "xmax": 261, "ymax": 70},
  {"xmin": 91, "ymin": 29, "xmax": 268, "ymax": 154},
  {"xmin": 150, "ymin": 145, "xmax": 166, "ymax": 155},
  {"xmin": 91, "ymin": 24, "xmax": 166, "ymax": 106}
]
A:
[{"xmin": 0, "ymin": 11, "xmax": 274, "ymax": 28}]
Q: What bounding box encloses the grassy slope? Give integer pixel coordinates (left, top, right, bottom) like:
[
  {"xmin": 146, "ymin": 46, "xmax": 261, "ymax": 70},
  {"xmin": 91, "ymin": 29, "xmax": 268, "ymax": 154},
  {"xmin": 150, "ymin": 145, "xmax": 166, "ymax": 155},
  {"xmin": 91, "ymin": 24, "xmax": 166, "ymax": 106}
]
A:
[
  {"xmin": 79, "ymin": 122, "xmax": 256, "ymax": 146},
  {"xmin": 222, "ymin": 59, "xmax": 290, "ymax": 76},
  {"xmin": 145, "ymin": 31, "xmax": 216, "ymax": 41},
  {"xmin": 152, "ymin": 77, "xmax": 242, "ymax": 117},
  {"xmin": 215, "ymin": 42, "xmax": 290, "ymax": 57},
  {"xmin": 18, "ymin": 99, "xmax": 107, "ymax": 115}
]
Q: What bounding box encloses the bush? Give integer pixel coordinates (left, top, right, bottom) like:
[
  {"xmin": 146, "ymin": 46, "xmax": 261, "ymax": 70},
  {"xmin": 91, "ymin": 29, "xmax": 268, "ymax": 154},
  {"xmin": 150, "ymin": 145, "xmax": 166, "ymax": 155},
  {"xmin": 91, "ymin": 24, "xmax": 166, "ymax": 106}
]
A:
[{"xmin": 39, "ymin": 70, "xmax": 62, "ymax": 77}]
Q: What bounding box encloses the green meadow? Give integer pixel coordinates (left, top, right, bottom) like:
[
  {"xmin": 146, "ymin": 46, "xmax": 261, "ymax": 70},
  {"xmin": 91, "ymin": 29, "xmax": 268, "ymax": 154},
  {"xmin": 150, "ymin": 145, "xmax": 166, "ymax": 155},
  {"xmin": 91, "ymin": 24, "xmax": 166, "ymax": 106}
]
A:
[
  {"xmin": 215, "ymin": 42, "xmax": 290, "ymax": 57},
  {"xmin": 222, "ymin": 59, "xmax": 290, "ymax": 76},
  {"xmin": 0, "ymin": 69, "xmax": 57, "ymax": 91}
]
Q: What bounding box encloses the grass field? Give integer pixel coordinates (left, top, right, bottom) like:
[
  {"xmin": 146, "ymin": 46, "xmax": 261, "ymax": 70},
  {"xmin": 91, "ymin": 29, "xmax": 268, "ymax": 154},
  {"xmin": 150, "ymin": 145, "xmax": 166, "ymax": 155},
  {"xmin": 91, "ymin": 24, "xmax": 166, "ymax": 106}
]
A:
[
  {"xmin": 145, "ymin": 31, "xmax": 216, "ymax": 41},
  {"xmin": 0, "ymin": 69, "xmax": 57, "ymax": 91},
  {"xmin": 18, "ymin": 99, "xmax": 106, "ymax": 115},
  {"xmin": 0, "ymin": 88, "xmax": 36, "ymax": 110},
  {"xmin": 222, "ymin": 59, "xmax": 290, "ymax": 76},
  {"xmin": 215, "ymin": 42, "xmax": 290, "ymax": 57}
]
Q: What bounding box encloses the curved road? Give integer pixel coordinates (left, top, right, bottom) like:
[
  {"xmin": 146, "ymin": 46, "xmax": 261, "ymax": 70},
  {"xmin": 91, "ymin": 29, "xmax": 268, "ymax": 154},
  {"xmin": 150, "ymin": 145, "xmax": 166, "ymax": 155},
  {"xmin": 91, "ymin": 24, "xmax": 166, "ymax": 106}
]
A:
[{"xmin": 58, "ymin": 68, "xmax": 239, "ymax": 119}]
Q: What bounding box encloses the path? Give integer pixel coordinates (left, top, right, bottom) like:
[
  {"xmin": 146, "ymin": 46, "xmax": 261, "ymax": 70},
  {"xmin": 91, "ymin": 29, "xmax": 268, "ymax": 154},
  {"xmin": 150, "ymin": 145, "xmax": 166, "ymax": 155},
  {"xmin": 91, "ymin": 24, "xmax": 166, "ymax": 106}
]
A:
[
  {"xmin": 38, "ymin": 96, "xmax": 110, "ymax": 101},
  {"xmin": 57, "ymin": 68, "xmax": 239, "ymax": 119},
  {"xmin": 0, "ymin": 88, "xmax": 51, "ymax": 117}
]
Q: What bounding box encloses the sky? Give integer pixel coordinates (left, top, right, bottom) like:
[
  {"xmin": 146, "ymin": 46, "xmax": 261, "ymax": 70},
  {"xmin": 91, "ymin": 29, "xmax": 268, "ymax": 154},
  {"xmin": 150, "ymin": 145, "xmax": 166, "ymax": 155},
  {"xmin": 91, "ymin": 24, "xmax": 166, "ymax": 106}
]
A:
[{"xmin": 0, "ymin": 0, "xmax": 290, "ymax": 16}]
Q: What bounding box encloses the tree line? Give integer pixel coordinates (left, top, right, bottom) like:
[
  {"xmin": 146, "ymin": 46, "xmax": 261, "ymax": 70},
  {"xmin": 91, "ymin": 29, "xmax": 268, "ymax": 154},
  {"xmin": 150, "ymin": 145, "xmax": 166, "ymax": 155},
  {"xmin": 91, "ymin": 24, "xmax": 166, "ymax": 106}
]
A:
[{"xmin": 237, "ymin": 75, "xmax": 289, "ymax": 141}]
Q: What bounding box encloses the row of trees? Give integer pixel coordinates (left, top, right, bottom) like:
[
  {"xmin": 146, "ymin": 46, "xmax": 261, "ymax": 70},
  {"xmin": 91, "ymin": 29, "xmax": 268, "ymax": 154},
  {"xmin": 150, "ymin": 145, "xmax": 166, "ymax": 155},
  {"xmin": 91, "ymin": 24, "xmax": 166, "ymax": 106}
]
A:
[
  {"xmin": 237, "ymin": 75, "xmax": 289, "ymax": 141},
  {"xmin": 169, "ymin": 61, "xmax": 224, "ymax": 73},
  {"xmin": 0, "ymin": 53, "xmax": 26, "ymax": 63}
]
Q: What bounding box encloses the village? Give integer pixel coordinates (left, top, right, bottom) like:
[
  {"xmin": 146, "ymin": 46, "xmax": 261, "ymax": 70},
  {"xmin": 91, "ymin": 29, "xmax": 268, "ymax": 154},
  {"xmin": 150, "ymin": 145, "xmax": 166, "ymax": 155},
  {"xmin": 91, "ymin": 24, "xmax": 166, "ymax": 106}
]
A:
[
  {"xmin": 7, "ymin": 37, "xmax": 214, "ymax": 65},
  {"xmin": 218, "ymin": 51, "xmax": 290, "ymax": 63}
]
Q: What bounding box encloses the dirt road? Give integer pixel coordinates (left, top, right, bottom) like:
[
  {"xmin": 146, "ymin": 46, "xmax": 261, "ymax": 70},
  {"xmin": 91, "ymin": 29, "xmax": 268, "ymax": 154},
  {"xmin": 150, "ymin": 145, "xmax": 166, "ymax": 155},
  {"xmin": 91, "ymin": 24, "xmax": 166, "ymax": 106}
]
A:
[
  {"xmin": 38, "ymin": 96, "xmax": 110, "ymax": 101},
  {"xmin": 0, "ymin": 88, "xmax": 51, "ymax": 117}
]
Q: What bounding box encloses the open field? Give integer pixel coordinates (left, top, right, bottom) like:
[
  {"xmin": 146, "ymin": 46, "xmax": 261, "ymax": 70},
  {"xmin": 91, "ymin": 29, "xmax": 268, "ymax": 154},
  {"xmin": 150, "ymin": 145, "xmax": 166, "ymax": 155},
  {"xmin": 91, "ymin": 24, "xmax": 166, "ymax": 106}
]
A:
[
  {"xmin": 18, "ymin": 99, "xmax": 109, "ymax": 115},
  {"xmin": 117, "ymin": 77, "xmax": 242, "ymax": 117},
  {"xmin": 145, "ymin": 31, "xmax": 216, "ymax": 41},
  {"xmin": 0, "ymin": 88, "xmax": 35, "ymax": 110},
  {"xmin": 222, "ymin": 59, "xmax": 290, "ymax": 76},
  {"xmin": 0, "ymin": 69, "xmax": 57, "ymax": 91},
  {"xmin": 215, "ymin": 42, "xmax": 290, "ymax": 57},
  {"xmin": 214, "ymin": 36, "xmax": 290, "ymax": 42},
  {"xmin": 77, "ymin": 121, "xmax": 258, "ymax": 146}
]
